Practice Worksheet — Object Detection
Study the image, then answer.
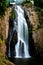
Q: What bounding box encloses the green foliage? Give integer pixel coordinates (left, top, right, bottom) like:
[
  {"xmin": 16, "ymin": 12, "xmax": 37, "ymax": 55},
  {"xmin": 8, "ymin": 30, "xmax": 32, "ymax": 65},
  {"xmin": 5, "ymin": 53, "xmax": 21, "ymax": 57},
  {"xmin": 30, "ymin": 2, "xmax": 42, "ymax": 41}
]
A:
[
  {"xmin": 25, "ymin": 0, "xmax": 30, "ymax": 3},
  {"xmin": 0, "ymin": 0, "xmax": 9, "ymax": 18},
  {"xmin": 2, "ymin": 57, "xmax": 6, "ymax": 63},
  {"xmin": 0, "ymin": 38, "xmax": 4, "ymax": 44},
  {"xmin": 0, "ymin": 34, "xmax": 4, "ymax": 44},
  {"xmin": 35, "ymin": 7, "xmax": 42, "ymax": 12},
  {"xmin": 36, "ymin": 8, "xmax": 43, "ymax": 29},
  {"xmin": 0, "ymin": 34, "xmax": 3, "ymax": 40},
  {"xmin": 0, "ymin": 54, "xmax": 7, "ymax": 65},
  {"xmin": 34, "ymin": 0, "xmax": 43, "ymax": 8},
  {"xmin": 22, "ymin": 0, "xmax": 30, "ymax": 5},
  {"xmin": 10, "ymin": 9, "xmax": 15, "ymax": 20},
  {"xmin": 9, "ymin": 9, "xmax": 15, "ymax": 27}
]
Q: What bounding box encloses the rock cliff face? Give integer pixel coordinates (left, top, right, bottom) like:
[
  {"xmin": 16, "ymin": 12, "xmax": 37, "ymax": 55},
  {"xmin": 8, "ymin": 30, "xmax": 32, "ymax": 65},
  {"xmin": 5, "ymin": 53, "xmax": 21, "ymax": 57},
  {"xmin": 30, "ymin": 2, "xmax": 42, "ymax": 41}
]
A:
[
  {"xmin": 23, "ymin": 3, "xmax": 43, "ymax": 56},
  {"xmin": 0, "ymin": 7, "xmax": 12, "ymax": 40},
  {"xmin": 33, "ymin": 29, "xmax": 43, "ymax": 56},
  {"xmin": 0, "ymin": 7, "xmax": 14, "ymax": 65}
]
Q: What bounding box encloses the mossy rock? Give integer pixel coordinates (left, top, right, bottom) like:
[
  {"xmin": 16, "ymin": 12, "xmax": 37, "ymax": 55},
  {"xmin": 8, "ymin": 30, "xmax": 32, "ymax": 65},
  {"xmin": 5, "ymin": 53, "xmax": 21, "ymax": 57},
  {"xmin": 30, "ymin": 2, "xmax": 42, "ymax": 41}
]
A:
[{"xmin": 0, "ymin": 38, "xmax": 4, "ymax": 45}]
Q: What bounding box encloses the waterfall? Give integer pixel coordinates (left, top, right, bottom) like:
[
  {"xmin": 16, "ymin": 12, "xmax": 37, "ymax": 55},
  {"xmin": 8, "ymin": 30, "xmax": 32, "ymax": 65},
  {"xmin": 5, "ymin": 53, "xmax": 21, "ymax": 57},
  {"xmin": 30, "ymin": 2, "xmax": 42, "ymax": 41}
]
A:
[{"xmin": 15, "ymin": 5, "xmax": 31, "ymax": 58}]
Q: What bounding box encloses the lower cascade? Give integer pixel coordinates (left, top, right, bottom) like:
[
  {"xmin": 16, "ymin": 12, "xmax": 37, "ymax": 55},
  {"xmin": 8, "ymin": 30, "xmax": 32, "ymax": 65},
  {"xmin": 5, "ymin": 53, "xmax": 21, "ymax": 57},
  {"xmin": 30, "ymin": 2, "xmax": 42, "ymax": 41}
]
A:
[{"xmin": 15, "ymin": 5, "xmax": 31, "ymax": 58}]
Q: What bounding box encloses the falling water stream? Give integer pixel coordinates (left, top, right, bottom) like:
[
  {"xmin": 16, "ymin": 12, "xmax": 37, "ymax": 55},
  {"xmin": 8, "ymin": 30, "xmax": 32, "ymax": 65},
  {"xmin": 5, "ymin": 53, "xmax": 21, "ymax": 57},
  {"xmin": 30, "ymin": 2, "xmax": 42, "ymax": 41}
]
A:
[
  {"xmin": 8, "ymin": 5, "xmax": 31, "ymax": 58},
  {"xmin": 15, "ymin": 5, "xmax": 30, "ymax": 58}
]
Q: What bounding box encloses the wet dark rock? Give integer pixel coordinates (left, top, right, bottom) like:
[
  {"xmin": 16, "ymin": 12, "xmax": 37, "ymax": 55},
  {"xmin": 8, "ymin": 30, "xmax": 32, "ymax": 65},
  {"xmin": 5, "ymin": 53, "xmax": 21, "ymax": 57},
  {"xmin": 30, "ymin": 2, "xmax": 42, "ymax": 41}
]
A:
[
  {"xmin": 24, "ymin": 8, "xmax": 39, "ymax": 57},
  {"xmin": 10, "ymin": 30, "xmax": 18, "ymax": 57}
]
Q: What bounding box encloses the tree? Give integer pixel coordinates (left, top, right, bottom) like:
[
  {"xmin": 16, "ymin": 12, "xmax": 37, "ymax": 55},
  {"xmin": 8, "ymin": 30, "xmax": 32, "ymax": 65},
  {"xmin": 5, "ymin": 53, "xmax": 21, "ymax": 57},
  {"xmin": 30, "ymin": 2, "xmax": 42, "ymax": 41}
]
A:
[
  {"xmin": 34, "ymin": 0, "xmax": 43, "ymax": 8},
  {"xmin": 0, "ymin": 0, "xmax": 9, "ymax": 17}
]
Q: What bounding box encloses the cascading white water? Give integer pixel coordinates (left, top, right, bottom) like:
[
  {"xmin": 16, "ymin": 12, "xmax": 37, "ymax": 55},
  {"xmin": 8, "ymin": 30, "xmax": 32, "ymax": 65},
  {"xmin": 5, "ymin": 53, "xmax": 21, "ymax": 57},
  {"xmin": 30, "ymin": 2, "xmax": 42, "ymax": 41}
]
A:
[{"xmin": 15, "ymin": 5, "xmax": 31, "ymax": 58}]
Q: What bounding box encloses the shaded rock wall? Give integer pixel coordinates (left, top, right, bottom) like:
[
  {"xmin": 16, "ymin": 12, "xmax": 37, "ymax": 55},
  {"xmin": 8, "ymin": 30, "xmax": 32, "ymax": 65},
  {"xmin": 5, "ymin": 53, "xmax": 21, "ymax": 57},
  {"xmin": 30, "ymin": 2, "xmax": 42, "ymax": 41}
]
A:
[
  {"xmin": 0, "ymin": 7, "xmax": 14, "ymax": 65},
  {"xmin": 0, "ymin": 7, "xmax": 12, "ymax": 40},
  {"xmin": 23, "ymin": 4, "xmax": 43, "ymax": 56},
  {"xmin": 33, "ymin": 29, "xmax": 43, "ymax": 56}
]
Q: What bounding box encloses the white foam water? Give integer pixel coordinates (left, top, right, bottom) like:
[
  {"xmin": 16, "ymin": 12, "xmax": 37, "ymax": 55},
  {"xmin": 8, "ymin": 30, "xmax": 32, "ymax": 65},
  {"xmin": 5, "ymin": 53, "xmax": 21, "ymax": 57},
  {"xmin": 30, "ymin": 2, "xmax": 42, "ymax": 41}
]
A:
[{"xmin": 15, "ymin": 5, "xmax": 31, "ymax": 58}]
